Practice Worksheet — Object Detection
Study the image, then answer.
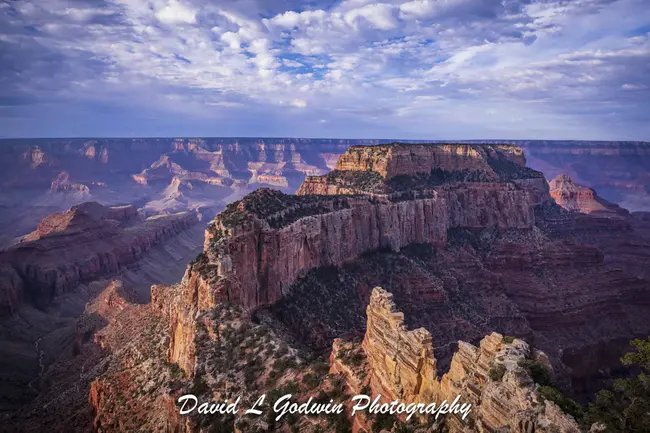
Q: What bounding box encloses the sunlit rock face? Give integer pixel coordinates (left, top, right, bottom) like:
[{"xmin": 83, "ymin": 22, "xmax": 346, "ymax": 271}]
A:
[
  {"xmin": 351, "ymin": 287, "xmax": 581, "ymax": 433},
  {"xmin": 201, "ymin": 143, "xmax": 543, "ymax": 311},
  {"xmin": 549, "ymin": 174, "xmax": 629, "ymax": 217}
]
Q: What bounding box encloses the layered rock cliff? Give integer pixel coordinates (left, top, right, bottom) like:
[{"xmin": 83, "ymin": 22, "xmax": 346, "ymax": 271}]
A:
[
  {"xmin": 0, "ymin": 202, "xmax": 198, "ymax": 314},
  {"xmin": 196, "ymin": 143, "xmax": 542, "ymax": 311},
  {"xmin": 342, "ymin": 287, "xmax": 581, "ymax": 433},
  {"xmin": 6, "ymin": 141, "xmax": 650, "ymax": 433},
  {"xmin": 333, "ymin": 143, "xmax": 526, "ymax": 179},
  {"xmin": 549, "ymin": 174, "xmax": 629, "ymax": 217}
]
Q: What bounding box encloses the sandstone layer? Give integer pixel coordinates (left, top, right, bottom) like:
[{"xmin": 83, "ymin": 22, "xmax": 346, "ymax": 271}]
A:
[
  {"xmin": 549, "ymin": 174, "xmax": 629, "ymax": 217},
  {"xmin": 334, "ymin": 143, "xmax": 526, "ymax": 179},
  {"xmin": 0, "ymin": 202, "xmax": 198, "ymax": 315},
  {"xmin": 198, "ymin": 144, "xmax": 542, "ymax": 311},
  {"xmin": 348, "ymin": 287, "xmax": 581, "ymax": 433}
]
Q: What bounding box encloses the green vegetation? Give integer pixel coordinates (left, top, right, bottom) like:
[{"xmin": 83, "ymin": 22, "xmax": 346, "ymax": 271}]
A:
[
  {"xmin": 190, "ymin": 375, "xmax": 210, "ymax": 396},
  {"xmin": 217, "ymin": 188, "xmax": 350, "ymax": 229},
  {"xmin": 488, "ymin": 363, "xmax": 507, "ymax": 381},
  {"xmin": 325, "ymin": 170, "xmax": 386, "ymax": 193},
  {"xmin": 486, "ymin": 152, "xmax": 544, "ymax": 180},
  {"xmin": 387, "ymin": 168, "xmax": 494, "ymax": 192},
  {"xmin": 206, "ymin": 223, "xmax": 225, "ymax": 242},
  {"xmin": 335, "ymin": 345, "xmax": 365, "ymax": 367},
  {"xmin": 371, "ymin": 412, "xmax": 397, "ymax": 433},
  {"xmin": 302, "ymin": 373, "xmax": 319, "ymax": 389},
  {"xmin": 584, "ymin": 337, "xmax": 650, "ymax": 431},
  {"xmin": 502, "ymin": 335, "xmax": 515, "ymax": 344},
  {"xmin": 518, "ymin": 359, "xmax": 553, "ymax": 386},
  {"xmin": 537, "ymin": 386, "xmax": 584, "ymax": 421}
]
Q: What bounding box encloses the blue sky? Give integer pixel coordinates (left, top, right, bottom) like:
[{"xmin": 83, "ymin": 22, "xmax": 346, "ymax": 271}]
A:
[{"xmin": 1, "ymin": 0, "xmax": 649, "ymax": 139}]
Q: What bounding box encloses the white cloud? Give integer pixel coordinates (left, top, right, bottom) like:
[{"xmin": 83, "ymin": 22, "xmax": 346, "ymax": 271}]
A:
[
  {"xmin": 264, "ymin": 10, "xmax": 327, "ymax": 29},
  {"xmin": 399, "ymin": 0, "xmax": 436, "ymax": 19},
  {"xmin": 2, "ymin": 0, "xmax": 650, "ymax": 139},
  {"xmin": 622, "ymin": 83, "xmax": 647, "ymax": 90},
  {"xmin": 221, "ymin": 32, "xmax": 242, "ymax": 50},
  {"xmin": 283, "ymin": 59, "xmax": 304, "ymax": 67},
  {"xmin": 344, "ymin": 3, "xmax": 398, "ymax": 30},
  {"xmin": 155, "ymin": 0, "xmax": 197, "ymax": 25}
]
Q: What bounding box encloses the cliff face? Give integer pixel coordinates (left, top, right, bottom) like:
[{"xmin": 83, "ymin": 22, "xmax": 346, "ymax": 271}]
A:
[
  {"xmin": 0, "ymin": 202, "xmax": 198, "ymax": 314},
  {"xmin": 549, "ymin": 174, "xmax": 629, "ymax": 217},
  {"xmin": 334, "ymin": 143, "xmax": 527, "ymax": 179},
  {"xmin": 351, "ymin": 287, "xmax": 581, "ymax": 433},
  {"xmin": 517, "ymin": 140, "xmax": 650, "ymax": 211},
  {"xmin": 197, "ymin": 144, "xmax": 542, "ymax": 312},
  {"xmin": 205, "ymin": 192, "xmax": 449, "ymax": 310},
  {"xmin": 202, "ymin": 186, "xmax": 533, "ymax": 311},
  {"xmin": 362, "ymin": 288, "xmax": 438, "ymax": 405}
]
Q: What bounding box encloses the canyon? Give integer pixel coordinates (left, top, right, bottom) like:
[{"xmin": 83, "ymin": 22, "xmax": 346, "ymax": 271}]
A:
[
  {"xmin": 2, "ymin": 138, "xmax": 649, "ymax": 247},
  {"xmin": 0, "ymin": 202, "xmax": 206, "ymax": 415},
  {"xmin": 0, "ymin": 137, "xmax": 354, "ymax": 247},
  {"xmin": 1, "ymin": 140, "xmax": 650, "ymax": 432}
]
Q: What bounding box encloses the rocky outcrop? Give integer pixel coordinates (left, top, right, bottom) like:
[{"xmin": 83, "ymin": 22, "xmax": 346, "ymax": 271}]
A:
[
  {"xmin": 50, "ymin": 171, "xmax": 90, "ymax": 194},
  {"xmin": 204, "ymin": 190, "xmax": 449, "ymax": 310},
  {"xmin": 201, "ymin": 182, "xmax": 534, "ymax": 311},
  {"xmin": 362, "ymin": 288, "xmax": 438, "ymax": 405},
  {"xmin": 22, "ymin": 146, "xmax": 50, "ymax": 168},
  {"xmin": 0, "ymin": 202, "xmax": 198, "ymax": 314},
  {"xmin": 193, "ymin": 144, "xmax": 545, "ymax": 312},
  {"xmin": 439, "ymin": 333, "xmax": 581, "ymax": 433},
  {"xmin": 351, "ymin": 287, "xmax": 581, "ymax": 433},
  {"xmin": 22, "ymin": 202, "xmax": 138, "ymax": 242},
  {"xmin": 132, "ymin": 154, "xmax": 188, "ymax": 185},
  {"xmin": 167, "ymin": 267, "xmax": 219, "ymax": 376},
  {"xmin": 297, "ymin": 143, "xmax": 550, "ymax": 202},
  {"xmin": 335, "ymin": 143, "xmax": 525, "ymax": 179},
  {"xmin": 516, "ymin": 140, "xmax": 650, "ymax": 211},
  {"xmin": 549, "ymin": 174, "xmax": 629, "ymax": 217}
]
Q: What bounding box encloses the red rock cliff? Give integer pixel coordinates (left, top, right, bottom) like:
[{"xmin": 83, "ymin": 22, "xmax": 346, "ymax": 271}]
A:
[
  {"xmin": 347, "ymin": 287, "xmax": 581, "ymax": 433},
  {"xmin": 192, "ymin": 144, "xmax": 542, "ymax": 312},
  {"xmin": 0, "ymin": 203, "xmax": 198, "ymax": 314},
  {"xmin": 549, "ymin": 174, "xmax": 629, "ymax": 217}
]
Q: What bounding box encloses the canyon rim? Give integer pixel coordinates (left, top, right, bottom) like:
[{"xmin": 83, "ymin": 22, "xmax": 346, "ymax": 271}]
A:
[{"xmin": 1, "ymin": 140, "xmax": 649, "ymax": 433}]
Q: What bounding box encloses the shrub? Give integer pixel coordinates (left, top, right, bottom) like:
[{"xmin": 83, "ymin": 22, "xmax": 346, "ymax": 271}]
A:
[
  {"xmin": 518, "ymin": 359, "xmax": 553, "ymax": 386},
  {"xmin": 190, "ymin": 376, "xmax": 210, "ymax": 396},
  {"xmin": 537, "ymin": 386, "xmax": 583, "ymax": 421},
  {"xmin": 302, "ymin": 373, "xmax": 319, "ymax": 389},
  {"xmin": 585, "ymin": 337, "xmax": 650, "ymax": 430},
  {"xmin": 372, "ymin": 412, "xmax": 396, "ymax": 433},
  {"xmin": 488, "ymin": 364, "xmax": 507, "ymax": 381}
]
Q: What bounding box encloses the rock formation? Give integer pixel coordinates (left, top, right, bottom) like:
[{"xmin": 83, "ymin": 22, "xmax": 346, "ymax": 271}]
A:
[
  {"xmin": 549, "ymin": 174, "xmax": 629, "ymax": 217},
  {"xmin": 50, "ymin": 171, "xmax": 91, "ymax": 194},
  {"xmin": 333, "ymin": 143, "xmax": 525, "ymax": 179},
  {"xmin": 346, "ymin": 287, "xmax": 581, "ymax": 433},
  {"xmin": 0, "ymin": 202, "xmax": 198, "ymax": 315},
  {"xmin": 362, "ymin": 288, "xmax": 438, "ymax": 405},
  {"xmin": 517, "ymin": 140, "xmax": 650, "ymax": 212},
  {"xmin": 199, "ymin": 143, "xmax": 543, "ymax": 311},
  {"xmin": 5, "ymin": 141, "xmax": 650, "ymax": 433}
]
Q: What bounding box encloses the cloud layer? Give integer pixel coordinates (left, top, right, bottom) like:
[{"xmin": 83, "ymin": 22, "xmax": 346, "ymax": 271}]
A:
[{"xmin": 1, "ymin": 0, "xmax": 649, "ymax": 139}]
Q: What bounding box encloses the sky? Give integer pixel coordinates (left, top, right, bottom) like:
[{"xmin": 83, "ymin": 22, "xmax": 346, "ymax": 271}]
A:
[{"xmin": 0, "ymin": 0, "xmax": 649, "ymax": 140}]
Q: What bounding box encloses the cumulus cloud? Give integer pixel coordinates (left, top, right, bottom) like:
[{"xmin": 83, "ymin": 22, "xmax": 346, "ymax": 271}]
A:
[
  {"xmin": 155, "ymin": 0, "xmax": 197, "ymax": 25},
  {"xmin": 0, "ymin": 0, "xmax": 649, "ymax": 139},
  {"xmin": 344, "ymin": 3, "xmax": 398, "ymax": 30}
]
